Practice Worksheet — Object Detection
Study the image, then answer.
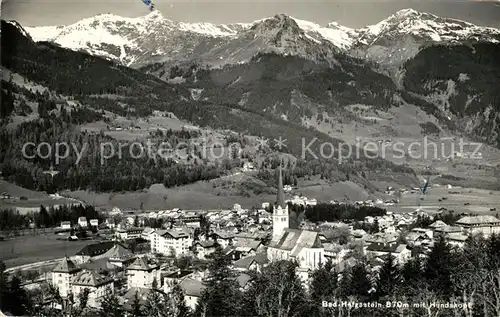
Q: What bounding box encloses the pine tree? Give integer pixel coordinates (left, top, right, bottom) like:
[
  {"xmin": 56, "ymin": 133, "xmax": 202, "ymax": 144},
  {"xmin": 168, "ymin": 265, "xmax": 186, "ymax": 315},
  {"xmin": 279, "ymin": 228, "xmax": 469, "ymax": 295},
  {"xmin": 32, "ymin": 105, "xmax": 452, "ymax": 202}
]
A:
[
  {"xmin": 130, "ymin": 291, "xmax": 144, "ymax": 317},
  {"xmin": 169, "ymin": 282, "xmax": 190, "ymax": 317},
  {"xmin": 348, "ymin": 263, "xmax": 371, "ymax": 298},
  {"xmin": 0, "ymin": 261, "xmax": 6, "ymax": 312},
  {"xmin": 310, "ymin": 259, "xmax": 338, "ymax": 316},
  {"xmin": 143, "ymin": 278, "xmax": 169, "ymax": 317},
  {"xmin": 241, "ymin": 260, "xmax": 309, "ymax": 317},
  {"xmin": 424, "ymin": 236, "xmax": 456, "ymax": 296},
  {"xmin": 310, "ymin": 259, "xmax": 337, "ymax": 303},
  {"xmin": 194, "ymin": 245, "xmax": 241, "ymax": 317},
  {"xmin": 401, "ymin": 257, "xmax": 422, "ymax": 287},
  {"xmin": 5, "ymin": 275, "xmax": 32, "ymax": 315},
  {"xmin": 375, "ymin": 254, "xmax": 401, "ymax": 299},
  {"xmin": 99, "ymin": 287, "xmax": 123, "ymax": 317},
  {"xmin": 487, "ymin": 233, "xmax": 500, "ymax": 269}
]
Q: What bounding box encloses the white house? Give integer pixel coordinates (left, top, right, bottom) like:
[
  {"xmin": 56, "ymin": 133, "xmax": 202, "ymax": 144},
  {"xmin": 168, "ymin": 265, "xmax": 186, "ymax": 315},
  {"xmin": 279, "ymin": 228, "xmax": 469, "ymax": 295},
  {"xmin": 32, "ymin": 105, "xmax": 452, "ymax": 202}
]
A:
[
  {"xmin": 212, "ymin": 231, "xmax": 234, "ymax": 249},
  {"xmin": 179, "ymin": 278, "xmax": 206, "ymax": 310},
  {"xmin": 445, "ymin": 232, "xmax": 469, "ymax": 248},
  {"xmin": 116, "ymin": 227, "xmax": 143, "ymax": 241},
  {"xmin": 193, "ymin": 240, "xmax": 216, "ymax": 260},
  {"xmin": 71, "ymin": 269, "xmax": 114, "ymax": 308},
  {"xmin": 365, "ymin": 242, "xmax": 411, "ymax": 265},
  {"xmin": 456, "ymin": 215, "xmax": 500, "ymax": 237},
  {"xmin": 52, "ymin": 257, "xmax": 82, "ymax": 298},
  {"xmin": 151, "ymin": 229, "xmax": 193, "ymax": 256},
  {"xmin": 78, "ymin": 217, "xmax": 88, "ymax": 228},
  {"xmin": 89, "ymin": 219, "xmax": 99, "ymax": 227},
  {"xmin": 60, "ymin": 221, "xmax": 71, "ymax": 230},
  {"xmin": 127, "ymin": 256, "xmax": 160, "ymax": 289}
]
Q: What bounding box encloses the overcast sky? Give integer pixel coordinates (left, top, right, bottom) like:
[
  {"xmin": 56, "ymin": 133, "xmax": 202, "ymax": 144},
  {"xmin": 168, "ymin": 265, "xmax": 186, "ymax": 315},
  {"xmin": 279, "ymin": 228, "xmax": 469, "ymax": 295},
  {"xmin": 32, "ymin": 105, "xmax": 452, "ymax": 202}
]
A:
[{"xmin": 2, "ymin": 0, "xmax": 500, "ymax": 28}]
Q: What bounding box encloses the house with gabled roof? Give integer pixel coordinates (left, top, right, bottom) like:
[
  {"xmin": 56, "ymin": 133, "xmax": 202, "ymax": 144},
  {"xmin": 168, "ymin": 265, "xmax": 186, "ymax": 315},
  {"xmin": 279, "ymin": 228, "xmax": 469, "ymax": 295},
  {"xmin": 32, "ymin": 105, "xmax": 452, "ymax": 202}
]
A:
[
  {"xmin": 444, "ymin": 232, "xmax": 469, "ymax": 248},
  {"xmin": 94, "ymin": 243, "xmax": 135, "ymax": 267},
  {"xmin": 232, "ymin": 237, "xmax": 264, "ymax": 256},
  {"xmin": 126, "ymin": 256, "xmax": 160, "ymax": 289},
  {"xmin": 71, "ymin": 269, "xmax": 114, "ymax": 308},
  {"xmin": 433, "ymin": 226, "xmax": 463, "ymax": 239},
  {"xmin": 193, "ymin": 240, "xmax": 217, "ymax": 260},
  {"xmin": 52, "ymin": 257, "xmax": 82, "ymax": 298},
  {"xmin": 212, "ymin": 231, "xmax": 235, "ymax": 249},
  {"xmin": 178, "ymin": 277, "xmax": 206, "ymax": 310},
  {"xmin": 365, "ymin": 242, "xmax": 411, "ymax": 264},
  {"xmin": 75, "ymin": 241, "xmax": 116, "ymax": 263},
  {"xmin": 150, "ymin": 228, "xmax": 193, "ymax": 256},
  {"xmin": 429, "ymin": 220, "xmax": 447, "ymax": 229},
  {"xmin": 232, "ymin": 252, "xmax": 268, "ymax": 273}
]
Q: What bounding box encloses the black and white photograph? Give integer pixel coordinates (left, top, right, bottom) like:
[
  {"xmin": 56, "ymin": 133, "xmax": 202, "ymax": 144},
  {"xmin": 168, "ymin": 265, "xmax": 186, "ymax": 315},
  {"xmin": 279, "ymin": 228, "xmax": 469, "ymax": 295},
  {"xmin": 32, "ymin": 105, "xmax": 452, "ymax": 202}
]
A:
[{"xmin": 0, "ymin": 0, "xmax": 500, "ymax": 316}]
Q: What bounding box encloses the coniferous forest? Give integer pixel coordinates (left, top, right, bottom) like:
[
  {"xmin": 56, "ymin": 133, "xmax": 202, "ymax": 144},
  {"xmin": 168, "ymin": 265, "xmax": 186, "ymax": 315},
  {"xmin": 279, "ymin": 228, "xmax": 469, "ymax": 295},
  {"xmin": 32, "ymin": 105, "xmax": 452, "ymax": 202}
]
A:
[{"xmin": 0, "ymin": 20, "xmax": 419, "ymax": 195}]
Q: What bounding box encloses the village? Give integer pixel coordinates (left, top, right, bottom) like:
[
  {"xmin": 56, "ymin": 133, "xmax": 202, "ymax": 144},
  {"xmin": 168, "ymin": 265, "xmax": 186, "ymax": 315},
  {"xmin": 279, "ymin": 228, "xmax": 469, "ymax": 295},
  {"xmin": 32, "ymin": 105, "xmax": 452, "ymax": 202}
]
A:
[{"xmin": 3, "ymin": 165, "xmax": 498, "ymax": 315}]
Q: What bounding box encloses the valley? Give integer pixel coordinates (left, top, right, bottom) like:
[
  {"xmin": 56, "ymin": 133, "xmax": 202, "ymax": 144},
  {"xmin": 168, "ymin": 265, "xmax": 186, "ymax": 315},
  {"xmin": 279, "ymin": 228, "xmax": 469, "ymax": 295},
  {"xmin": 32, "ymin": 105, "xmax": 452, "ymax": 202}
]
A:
[{"xmin": 1, "ymin": 6, "xmax": 500, "ymax": 317}]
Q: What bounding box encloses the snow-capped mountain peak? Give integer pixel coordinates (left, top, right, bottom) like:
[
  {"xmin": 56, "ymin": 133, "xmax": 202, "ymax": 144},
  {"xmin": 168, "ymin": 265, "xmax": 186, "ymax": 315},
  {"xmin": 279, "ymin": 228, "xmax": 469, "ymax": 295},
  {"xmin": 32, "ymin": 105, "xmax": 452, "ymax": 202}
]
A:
[
  {"xmin": 22, "ymin": 9, "xmax": 499, "ymax": 68},
  {"xmin": 348, "ymin": 8, "xmax": 500, "ymax": 66},
  {"xmin": 357, "ymin": 8, "xmax": 499, "ymax": 45}
]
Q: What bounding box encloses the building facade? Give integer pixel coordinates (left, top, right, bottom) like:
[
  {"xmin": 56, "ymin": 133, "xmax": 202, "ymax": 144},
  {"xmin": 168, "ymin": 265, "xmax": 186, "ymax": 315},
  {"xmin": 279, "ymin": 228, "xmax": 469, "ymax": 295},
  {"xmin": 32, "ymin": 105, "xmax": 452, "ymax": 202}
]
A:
[{"xmin": 126, "ymin": 256, "xmax": 160, "ymax": 289}]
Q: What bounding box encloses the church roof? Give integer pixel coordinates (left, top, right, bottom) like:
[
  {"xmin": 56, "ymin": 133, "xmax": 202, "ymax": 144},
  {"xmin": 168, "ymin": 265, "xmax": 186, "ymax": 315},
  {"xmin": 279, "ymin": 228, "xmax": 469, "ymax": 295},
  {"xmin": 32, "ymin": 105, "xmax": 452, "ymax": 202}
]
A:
[
  {"xmin": 269, "ymin": 229, "xmax": 323, "ymax": 257},
  {"xmin": 53, "ymin": 257, "xmax": 81, "ymax": 273}
]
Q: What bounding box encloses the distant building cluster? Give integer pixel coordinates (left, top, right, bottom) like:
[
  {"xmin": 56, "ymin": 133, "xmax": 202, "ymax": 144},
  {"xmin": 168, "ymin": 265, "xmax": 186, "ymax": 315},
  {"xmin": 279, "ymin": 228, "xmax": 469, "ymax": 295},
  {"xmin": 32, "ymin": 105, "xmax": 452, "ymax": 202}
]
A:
[{"xmin": 44, "ymin": 165, "xmax": 500, "ymax": 313}]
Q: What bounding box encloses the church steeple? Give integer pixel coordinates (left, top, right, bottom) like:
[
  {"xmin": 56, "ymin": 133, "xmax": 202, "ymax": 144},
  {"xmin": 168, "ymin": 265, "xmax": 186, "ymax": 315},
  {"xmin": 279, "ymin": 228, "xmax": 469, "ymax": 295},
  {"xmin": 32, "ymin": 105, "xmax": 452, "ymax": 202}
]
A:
[
  {"xmin": 276, "ymin": 162, "xmax": 285, "ymax": 208},
  {"xmin": 272, "ymin": 160, "xmax": 289, "ymax": 241}
]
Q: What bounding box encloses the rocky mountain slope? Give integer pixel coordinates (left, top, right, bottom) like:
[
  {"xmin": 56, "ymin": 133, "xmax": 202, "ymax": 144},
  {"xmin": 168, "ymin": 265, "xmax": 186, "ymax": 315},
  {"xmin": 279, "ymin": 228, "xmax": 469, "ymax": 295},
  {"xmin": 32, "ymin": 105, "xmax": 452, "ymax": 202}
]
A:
[
  {"xmin": 15, "ymin": 9, "xmax": 500, "ymax": 151},
  {"xmin": 1, "ymin": 20, "xmax": 417, "ymax": 190},
  {"xmin": 24, "ymin": 9, "xmax": 499, "ymax": 69},
  {"xmin": 351, "ymin": 9, "xmax": 500, "ymax": 67},
  {"xmin": 25, "ymin": 11, "xmax": 354, "ymax": 68},
  {"xmin": 402, "ymin": 42, "xmax": 500, "ymax": 148}
]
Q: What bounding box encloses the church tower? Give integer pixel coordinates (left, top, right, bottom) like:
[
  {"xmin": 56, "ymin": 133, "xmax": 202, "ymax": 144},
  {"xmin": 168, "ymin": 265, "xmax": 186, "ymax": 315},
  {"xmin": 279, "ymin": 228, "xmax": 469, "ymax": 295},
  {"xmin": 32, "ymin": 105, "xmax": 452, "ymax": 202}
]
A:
[{"xmin": 272, "ymin": 163, "xmax": 289, "ymax": 240}]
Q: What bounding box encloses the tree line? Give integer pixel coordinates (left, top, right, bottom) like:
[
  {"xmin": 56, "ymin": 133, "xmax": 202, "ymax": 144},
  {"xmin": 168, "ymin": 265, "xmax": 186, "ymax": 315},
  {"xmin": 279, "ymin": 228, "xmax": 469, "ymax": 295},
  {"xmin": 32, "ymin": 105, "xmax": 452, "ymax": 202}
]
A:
[
  {"xmin": 0, "ymin": 204, "xmax": 102, "ymax": 230},
  {"xmin": 290, "ymin": 203, "xmax": 387, "ymax": 223}
]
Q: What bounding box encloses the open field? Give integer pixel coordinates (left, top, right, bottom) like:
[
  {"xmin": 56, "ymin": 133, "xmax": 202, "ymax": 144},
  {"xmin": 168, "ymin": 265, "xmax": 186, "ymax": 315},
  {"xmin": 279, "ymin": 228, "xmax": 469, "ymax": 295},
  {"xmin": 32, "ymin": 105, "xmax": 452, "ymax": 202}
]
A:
[
  {"xmin": 0, "ymin": 180, "xmax": 81, "ymax": 213},
  {"xmin": 387, "ymin": 186, "xmax": 500, "ymax": 215},
  {"xmin": 0, "ymin": 234, "xmax": 98, "ymax": 268}
]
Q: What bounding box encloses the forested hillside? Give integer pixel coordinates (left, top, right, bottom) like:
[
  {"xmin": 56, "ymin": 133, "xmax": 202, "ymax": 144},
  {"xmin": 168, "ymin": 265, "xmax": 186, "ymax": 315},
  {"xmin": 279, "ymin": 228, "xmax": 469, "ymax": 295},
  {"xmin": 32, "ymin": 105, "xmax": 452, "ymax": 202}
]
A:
[
  {"xmin": 0, "ymin": 20, "xmax": 417, "ymax": 194},
  {"xmin": 403, "ymin": 42, "xmax": 500, "ymax": 148}
]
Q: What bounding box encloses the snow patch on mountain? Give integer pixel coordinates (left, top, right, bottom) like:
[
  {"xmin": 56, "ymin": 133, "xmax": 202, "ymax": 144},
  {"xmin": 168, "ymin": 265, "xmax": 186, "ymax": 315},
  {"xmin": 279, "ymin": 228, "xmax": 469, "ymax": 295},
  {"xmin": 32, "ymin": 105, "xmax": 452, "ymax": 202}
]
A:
[{"xmin": 22, "ymin": 9, "xmax": 500, "ymax": 68}]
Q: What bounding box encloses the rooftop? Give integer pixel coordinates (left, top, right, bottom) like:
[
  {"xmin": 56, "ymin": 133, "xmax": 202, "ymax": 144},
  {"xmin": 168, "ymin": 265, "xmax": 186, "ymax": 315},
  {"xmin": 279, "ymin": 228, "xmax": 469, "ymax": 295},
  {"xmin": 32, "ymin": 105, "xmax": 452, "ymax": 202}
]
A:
[
  {"xmin": 366, "ymin": 242, "xmax": 408, "ymax": 253},
  {"xmin": 269, "ymin": 229, "xmax": 323, "ymax": 257},
  {"xmin": 76, "ymin": 241, "xmax": 115, "ymax": 257},
  {"xmin": 95, "ymin": 243, "xmax": 134, "ymax": 261},
  {"xmin": 179, "ymin": 278, "xmax": 206, "ymax": 297},
  {"xmin": 128, "ymin": 256, "xmax": 159, "ymax": 271},
  {"xmin": 52, "ymin": 257, "xmax": 81, "ymax": 274},
  {"xmin": 72, "ymin": 269, "xmax": 113, "ymax": 287},
  {"xmin": 164, "ymin": 270, "xmax": 194, "ymax": 279},
  {"xmin": 456, "ymin": 215, "xmax": 500, "ymax": 225}
]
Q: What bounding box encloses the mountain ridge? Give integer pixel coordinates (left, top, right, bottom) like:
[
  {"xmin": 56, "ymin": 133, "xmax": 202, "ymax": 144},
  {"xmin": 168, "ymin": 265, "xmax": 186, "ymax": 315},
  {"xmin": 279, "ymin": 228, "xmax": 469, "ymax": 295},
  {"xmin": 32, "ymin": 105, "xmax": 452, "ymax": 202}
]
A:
[{"xmin": 22, "ymin": 9, "xmax": 500, "ymax": 68}]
